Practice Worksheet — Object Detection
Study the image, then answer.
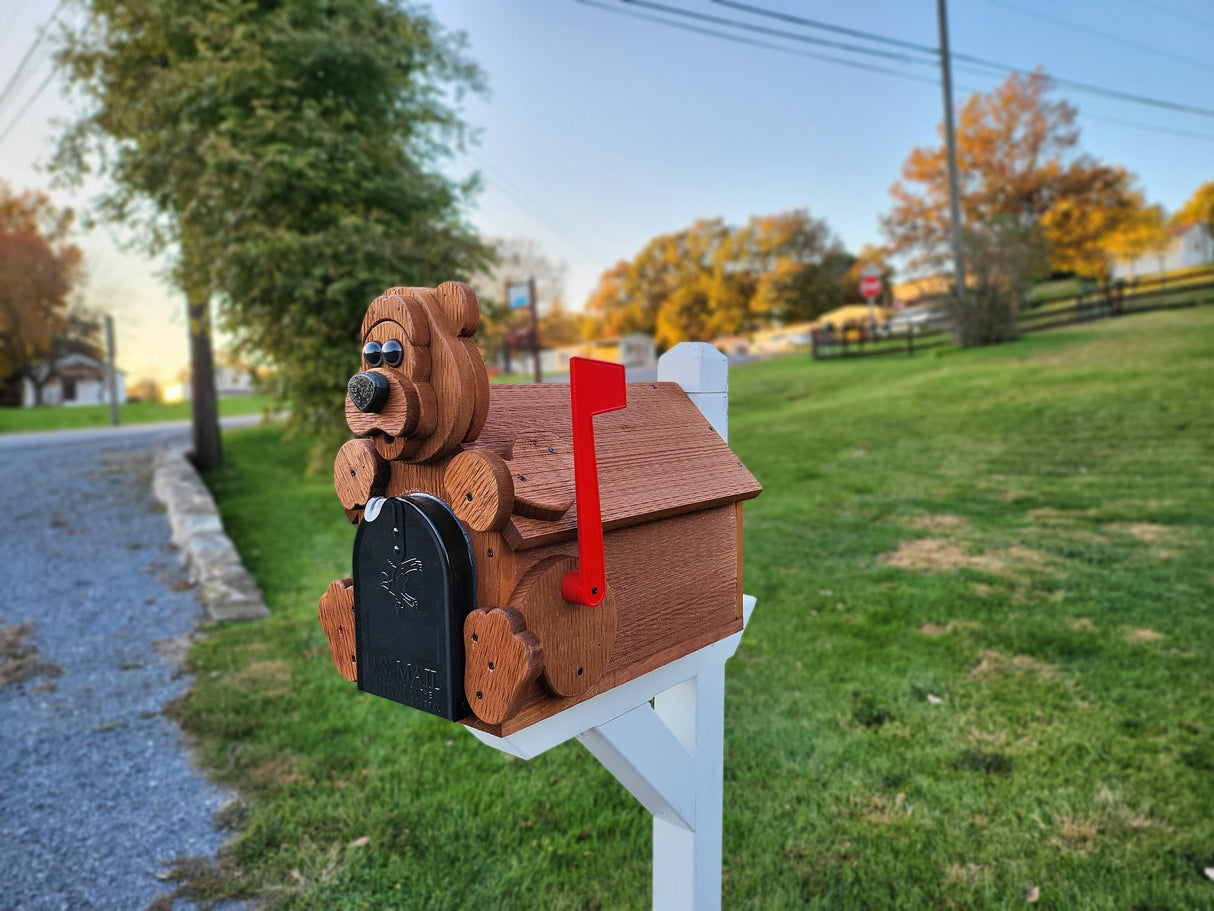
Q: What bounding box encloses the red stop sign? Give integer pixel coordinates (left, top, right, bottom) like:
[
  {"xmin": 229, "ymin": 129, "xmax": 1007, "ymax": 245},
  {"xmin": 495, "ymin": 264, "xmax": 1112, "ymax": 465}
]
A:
[{"xmin": 860, "ymin": 273, "xmax": 881, "ymax": 300}]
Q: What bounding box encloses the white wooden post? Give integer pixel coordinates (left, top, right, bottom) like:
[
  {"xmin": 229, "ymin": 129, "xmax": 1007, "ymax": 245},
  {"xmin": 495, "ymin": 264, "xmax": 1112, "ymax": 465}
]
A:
[{"xmin": 467, "ymin": 344, "xmax": 747, "ymax": 911}]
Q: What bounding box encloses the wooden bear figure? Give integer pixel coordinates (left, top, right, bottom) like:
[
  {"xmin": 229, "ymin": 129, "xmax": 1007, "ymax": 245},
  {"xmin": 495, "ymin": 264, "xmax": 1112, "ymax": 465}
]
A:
[{"xmin": 319, "ymin": 283, "xmax": 760, "ymax": 736}]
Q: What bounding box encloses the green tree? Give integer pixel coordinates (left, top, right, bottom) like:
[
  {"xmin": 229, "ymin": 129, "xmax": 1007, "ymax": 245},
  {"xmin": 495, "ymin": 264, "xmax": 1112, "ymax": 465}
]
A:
[
  {"xmin": 727, "ymin": 210, "xmax": 852, "ymax": 325},
  {"xmin": 56, "ymin": 0, "xmax": 490, "ymax": 465}
]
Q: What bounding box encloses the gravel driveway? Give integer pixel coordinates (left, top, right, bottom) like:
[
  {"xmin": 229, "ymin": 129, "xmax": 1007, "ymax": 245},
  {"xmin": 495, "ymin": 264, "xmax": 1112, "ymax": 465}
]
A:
[{"xmin": 0, "ymin": 431, "xmax": 238, "ymax": 910}]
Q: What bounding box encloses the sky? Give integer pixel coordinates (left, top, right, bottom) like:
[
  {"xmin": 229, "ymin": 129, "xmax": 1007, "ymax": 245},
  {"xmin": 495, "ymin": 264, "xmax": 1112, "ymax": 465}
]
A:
[{"xmin": 0, "ymin": 0, "xmax": 1211, "ymax": 384}]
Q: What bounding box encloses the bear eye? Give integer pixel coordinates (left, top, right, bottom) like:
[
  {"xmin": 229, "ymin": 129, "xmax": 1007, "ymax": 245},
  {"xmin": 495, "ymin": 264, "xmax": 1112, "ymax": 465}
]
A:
[
  {"xmin": 382, "ymin": 339, "xmax": 404, "ymax": 368},
  {"xmin": 362, "ymin": 341, "xmax": 383, "ymax": 367}
]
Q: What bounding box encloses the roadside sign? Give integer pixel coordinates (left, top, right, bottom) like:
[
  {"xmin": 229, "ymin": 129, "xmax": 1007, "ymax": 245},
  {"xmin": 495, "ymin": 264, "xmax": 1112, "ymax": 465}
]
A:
[
  {"xmin": 860, "ymin": 269, "xmax": 882, "ymax": 301},
  {"xmin": 507, "ymin": 281, "xmax": 531, "ymax": 310}
]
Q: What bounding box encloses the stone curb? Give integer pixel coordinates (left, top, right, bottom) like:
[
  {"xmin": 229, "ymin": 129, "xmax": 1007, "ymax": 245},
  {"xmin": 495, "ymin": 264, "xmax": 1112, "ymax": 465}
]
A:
[{"xmin": 152, "ymin": 444, "xmax": 270, "ymax": 623}]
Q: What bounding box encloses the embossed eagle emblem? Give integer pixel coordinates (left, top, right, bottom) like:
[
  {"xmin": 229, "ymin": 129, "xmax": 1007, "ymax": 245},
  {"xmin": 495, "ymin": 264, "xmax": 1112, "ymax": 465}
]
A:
[{"xmin": 380, "ymin": 556, "xmax": 422, "ymax": 610}]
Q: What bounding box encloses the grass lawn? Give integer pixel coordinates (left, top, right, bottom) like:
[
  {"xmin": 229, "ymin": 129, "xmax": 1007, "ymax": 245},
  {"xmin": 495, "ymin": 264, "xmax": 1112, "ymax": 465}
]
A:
[
  {"xmin": 181, "ymin": 308, "xmax": 1214, "ymax": 909},
  {"xmin": 0, "ymin": 394, "xmax": 270, "ymax": 434}
]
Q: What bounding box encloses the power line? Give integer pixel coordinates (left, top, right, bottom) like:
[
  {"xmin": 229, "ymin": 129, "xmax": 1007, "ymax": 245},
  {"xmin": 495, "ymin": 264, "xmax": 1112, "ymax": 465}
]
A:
[
  {"xmin": 0, "ymin": 0, "xmax": 64, "ymax": 116},
  {"xmin": 713, "ymin": 0, "xmax": 945, "ymax": 57},
  {"xmin": 469, "ymin": 152, "xmax": 610, "ymax": 265},
  {"xmin": 0, "ymin": 45, "xmax": 51, "ymax": 119},
  {"xmin": 578, "ymin": 0, "xmax": 951, "ymax": 90},
  {"xmin": 987, "ymin": 0, "xmax": 1214, "ymax": 73},
  {"xmin": 0, "ymin": 0, "xmax": 34, "ymax": 63},
  {"xmin": 583, "ymin": 0, "xmax": 1214, "ymax": 145},
  {"xmin": 1080, "ymin": 110, "xmax": 1214, "ymax": 143},
  {"xmin": 0, "ymin": 66, "xmax": 57, "ymax": 144},
  {"xmin": 619, "ymin": 0, "xmax": 931, "ymax": 67},
  {"xmin": 1121, "ymin": 0, "xmax": 1214, "ymax": 32},
  {"xmin": 710, "ymin": 0, "xmax": 1214, "ymax": 119}
]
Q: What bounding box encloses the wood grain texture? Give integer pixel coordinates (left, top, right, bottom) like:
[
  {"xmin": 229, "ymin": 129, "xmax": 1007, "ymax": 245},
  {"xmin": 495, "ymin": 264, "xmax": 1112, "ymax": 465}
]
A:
[
  {"xmin": 386, "ymin": 459, "xmax": 450, "ymax": 499},
  {"xmin": 471, "ymin": 529, "xmax": 515, "ymax": 613},
  {"xmin": 318, "ymin": 577, "xmax": 357, "ymax": 682},
  {"xmin": 468, "ymin": 383, "xmax": 761, "ymax": 551},
  {"xmin": 410, "ymin": 293, "xmax": 476, "ymax": 463},
  {"xmin": 436, "ymin": 280, "xmax": 481, "ymax": 337},
  {"xmin": 345, "ymin": 371, "xmax": 418, "ymax": 438},
  {"xmin": 508, "ymin": 432, "xmax": 575, "ymax": 521},
  {"xmin": 333, "ymin": 439, "xmax": 388, "ymax": 510},
  {"xmin": 445, "ymin": 449, "xmax": 514, "ymax": 532},
  {"xmin": 468, "ymin": 505, "xmax": 740, "ymax": 734},
  {"xmin": 459, "ymin": 336, "xmax": 491, "ymax": 444},
  {"xmin": 361, "ymin": 290, "xmax": 431, "ymax": 346},
  {"xmin": 735, "ymin": 502, "xmax": 744, "ymax": 619},
  {"xmin": 373, "ymin": 432, "xmax": 421, "ymax": 461},
  {"xmin": 464, "ymin": 606, "xmax": 543, "ymax": 725},
  {"xmin": 508, "ymin": 555, "xmax": 616, "ymax": 697}
]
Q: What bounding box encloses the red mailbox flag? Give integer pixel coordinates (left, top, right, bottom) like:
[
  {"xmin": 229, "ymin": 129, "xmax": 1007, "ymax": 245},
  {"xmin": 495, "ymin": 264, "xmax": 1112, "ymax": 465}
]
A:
[{"xmin": 561, "ymin": 357, "xmax": 627, "ymax": 607}]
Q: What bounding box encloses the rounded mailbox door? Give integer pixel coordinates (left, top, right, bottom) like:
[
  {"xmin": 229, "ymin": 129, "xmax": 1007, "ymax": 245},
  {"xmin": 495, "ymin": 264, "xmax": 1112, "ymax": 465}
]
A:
[{"xmin": 352, "ymin": 494, "xmax": 476, "ymax": 721}]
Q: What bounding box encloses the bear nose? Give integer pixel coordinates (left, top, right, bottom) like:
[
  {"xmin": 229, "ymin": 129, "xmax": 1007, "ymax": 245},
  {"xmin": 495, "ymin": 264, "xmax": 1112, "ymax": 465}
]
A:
[{"xmin": 348, "ymin": 371, "xmax": 390, "ymax": 414}]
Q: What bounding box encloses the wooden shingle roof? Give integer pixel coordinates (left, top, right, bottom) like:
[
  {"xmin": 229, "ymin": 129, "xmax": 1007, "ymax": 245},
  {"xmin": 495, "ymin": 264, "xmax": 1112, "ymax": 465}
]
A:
[{"xmin": 471, "ymin": 382, "xmax": 761, "ymax": 552}]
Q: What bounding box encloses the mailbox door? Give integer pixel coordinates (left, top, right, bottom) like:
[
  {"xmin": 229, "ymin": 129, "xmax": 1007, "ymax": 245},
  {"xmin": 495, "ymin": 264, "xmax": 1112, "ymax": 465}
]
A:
[{"xmin": 352, "ymin": 494, "xmax": 475, "ymax": 721}]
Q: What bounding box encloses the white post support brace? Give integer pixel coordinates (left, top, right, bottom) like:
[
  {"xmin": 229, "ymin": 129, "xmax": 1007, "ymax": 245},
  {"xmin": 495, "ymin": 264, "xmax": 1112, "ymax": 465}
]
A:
[{"xmin": 467, "ymin": 344, "xmax": 748, "ymax": 911}]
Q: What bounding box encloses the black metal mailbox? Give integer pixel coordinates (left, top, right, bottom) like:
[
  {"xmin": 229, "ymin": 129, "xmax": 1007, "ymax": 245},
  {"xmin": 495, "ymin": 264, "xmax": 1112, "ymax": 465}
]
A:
[{"xmin": 352, "ymin": 494, "xmax": 475, "ymax": 721}]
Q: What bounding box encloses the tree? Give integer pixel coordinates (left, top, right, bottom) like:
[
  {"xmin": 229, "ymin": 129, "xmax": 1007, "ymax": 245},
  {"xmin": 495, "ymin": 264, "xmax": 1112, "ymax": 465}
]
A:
[
  {"xmin": 944, "ymin": 217, "xmax": 1046, "ymax": 346},
  {"xmin": 728, "ymin": 210, "xmax": 853, "ymax": 325},
  {"xmin": 585, "ymin": 218, "xmax": 730, "ymax": 350},
  {"xmin": 1174, "ymin": 180, "xmax": 1214, "ymax": 234},
  {"xmin": 0, "ymin": 183, "xmax": 85, "ymax": 405},
  {"xmin": 56, "ymin": 0, "xmax": 491, "ymax": 466},
  {"xmin": 1041, "ymin": 166, "xmax": 1156, "ymax": 305},
  {"xmin": 883, "ymin": 70, "xmax": 1145, "ymax": 279},
  {"xmin": 583, "ymin": 210, "xmax": 851, "ymax": 350},
  {"xmin": 538, "ymin": 298, "xmax": 584, "ymax": 347}
]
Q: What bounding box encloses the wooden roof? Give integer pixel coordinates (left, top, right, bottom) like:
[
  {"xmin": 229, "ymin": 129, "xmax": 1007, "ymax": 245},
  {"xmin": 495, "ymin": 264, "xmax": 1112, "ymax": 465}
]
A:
[{"xmin": 470, "ymin": 382, "xmax": 761, "ymax": 552}]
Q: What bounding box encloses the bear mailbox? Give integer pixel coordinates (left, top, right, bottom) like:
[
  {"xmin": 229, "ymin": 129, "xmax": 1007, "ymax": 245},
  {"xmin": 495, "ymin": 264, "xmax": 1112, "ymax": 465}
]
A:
[
  {"xmin": 318, "ymin": 281, "xmax": 759, "ymax": 910},
  {"xmin": 319, "ymin": 281, "xmax": 760, "ymax": 733}
]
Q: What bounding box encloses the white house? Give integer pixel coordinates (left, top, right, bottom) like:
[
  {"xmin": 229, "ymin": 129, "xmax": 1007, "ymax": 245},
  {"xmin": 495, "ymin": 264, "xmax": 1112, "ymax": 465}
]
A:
[
  {"xmin": 1113, "ymin": 222, "xmax": 1214, "ymax": 280},
  {"xmin": 162, "ymin": 363, "xmax": 259, "ymax": 403},
  {"xmin": 22, "ymin": 352, "xmax": 127, "ymax": 408}
]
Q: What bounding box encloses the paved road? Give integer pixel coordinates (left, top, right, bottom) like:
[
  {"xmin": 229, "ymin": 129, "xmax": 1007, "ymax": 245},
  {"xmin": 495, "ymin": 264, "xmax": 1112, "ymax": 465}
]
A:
[
  {"xmin": 0, "ymin": 425, "xmax": 248, "ymax": 910},
  {"xmin": 0, "ymin": 413, "xmax": 264, "ymax": 453}
]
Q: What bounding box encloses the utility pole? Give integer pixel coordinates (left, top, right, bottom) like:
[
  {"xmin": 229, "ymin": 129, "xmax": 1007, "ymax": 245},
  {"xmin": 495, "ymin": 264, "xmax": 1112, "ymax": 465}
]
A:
[
  {"xmin": 103, "ymin": 314, "xmax": 120, "ymax": 426},
  {"xmin": 936, "ymin": 0, "xmax": 966, "ymax": 305},
  {"xmin": 528, "ymin": 275, "xmax": 542, "ymax": 384}
]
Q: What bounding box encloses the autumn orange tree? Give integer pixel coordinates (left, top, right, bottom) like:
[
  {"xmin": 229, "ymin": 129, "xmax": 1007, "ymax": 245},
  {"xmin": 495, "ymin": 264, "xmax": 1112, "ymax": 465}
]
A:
[
  {"xmin": 1174, "ymin": 180, "xmax": 1214, "ymax": 234},
  {"xmin": 0, "ymin": 183, "xmax": 88, "ymax": 405},
  {"xmin": 584, "ymin": 210, "xmax": 851, "ymax": 350},
  {"xmin": 883, "ymin": 70, "xmax": 1155, "ymax": 316}
]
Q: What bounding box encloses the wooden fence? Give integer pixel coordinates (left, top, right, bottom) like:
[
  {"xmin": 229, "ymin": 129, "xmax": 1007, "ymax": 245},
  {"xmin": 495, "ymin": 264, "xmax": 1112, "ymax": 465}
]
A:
[{"xmin": 812, "ymin": 268, "xmax": 1214, "ymax": 361}]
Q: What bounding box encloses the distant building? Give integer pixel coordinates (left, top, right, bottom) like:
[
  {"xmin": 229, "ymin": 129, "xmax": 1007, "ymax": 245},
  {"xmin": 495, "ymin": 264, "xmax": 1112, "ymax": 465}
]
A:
[
  {"xmin": 748, "ymin": 322, "xmax": 815, "ymax": 355},
  {"xmin": 810, "ymin": 304, "xmax": 894, "ymax": 331},
  {"xmin": 886, "ymin": 303, "xmax": 943, "ymax": 334},
  {"xmin": 162, "ymin": 360, "xmax": 259, "ymax": 403},
  {"xmin": 892, "ymin": 273, "xmax": 951, "ymax": 308},
  {"xmin": 541, "ymin": 333, "xmax": 656, "ymax": 375},
  {"xmin": 1113, "ymin": 222, "xmax": 1214, "ymax": 280},
  {"xmin": 21, "ymin": 352, "xmax": 126, "ymax": 408}
]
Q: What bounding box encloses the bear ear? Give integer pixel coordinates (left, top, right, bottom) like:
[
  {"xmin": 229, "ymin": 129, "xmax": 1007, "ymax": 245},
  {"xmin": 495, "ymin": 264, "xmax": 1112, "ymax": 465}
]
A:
[
  {"xmin": 436, "ymin": 281, "xmax": 481, "ymax": 337},
  {"xmin": 360, "ymin": 290, "xmax": 432, "ymax": 346}
]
